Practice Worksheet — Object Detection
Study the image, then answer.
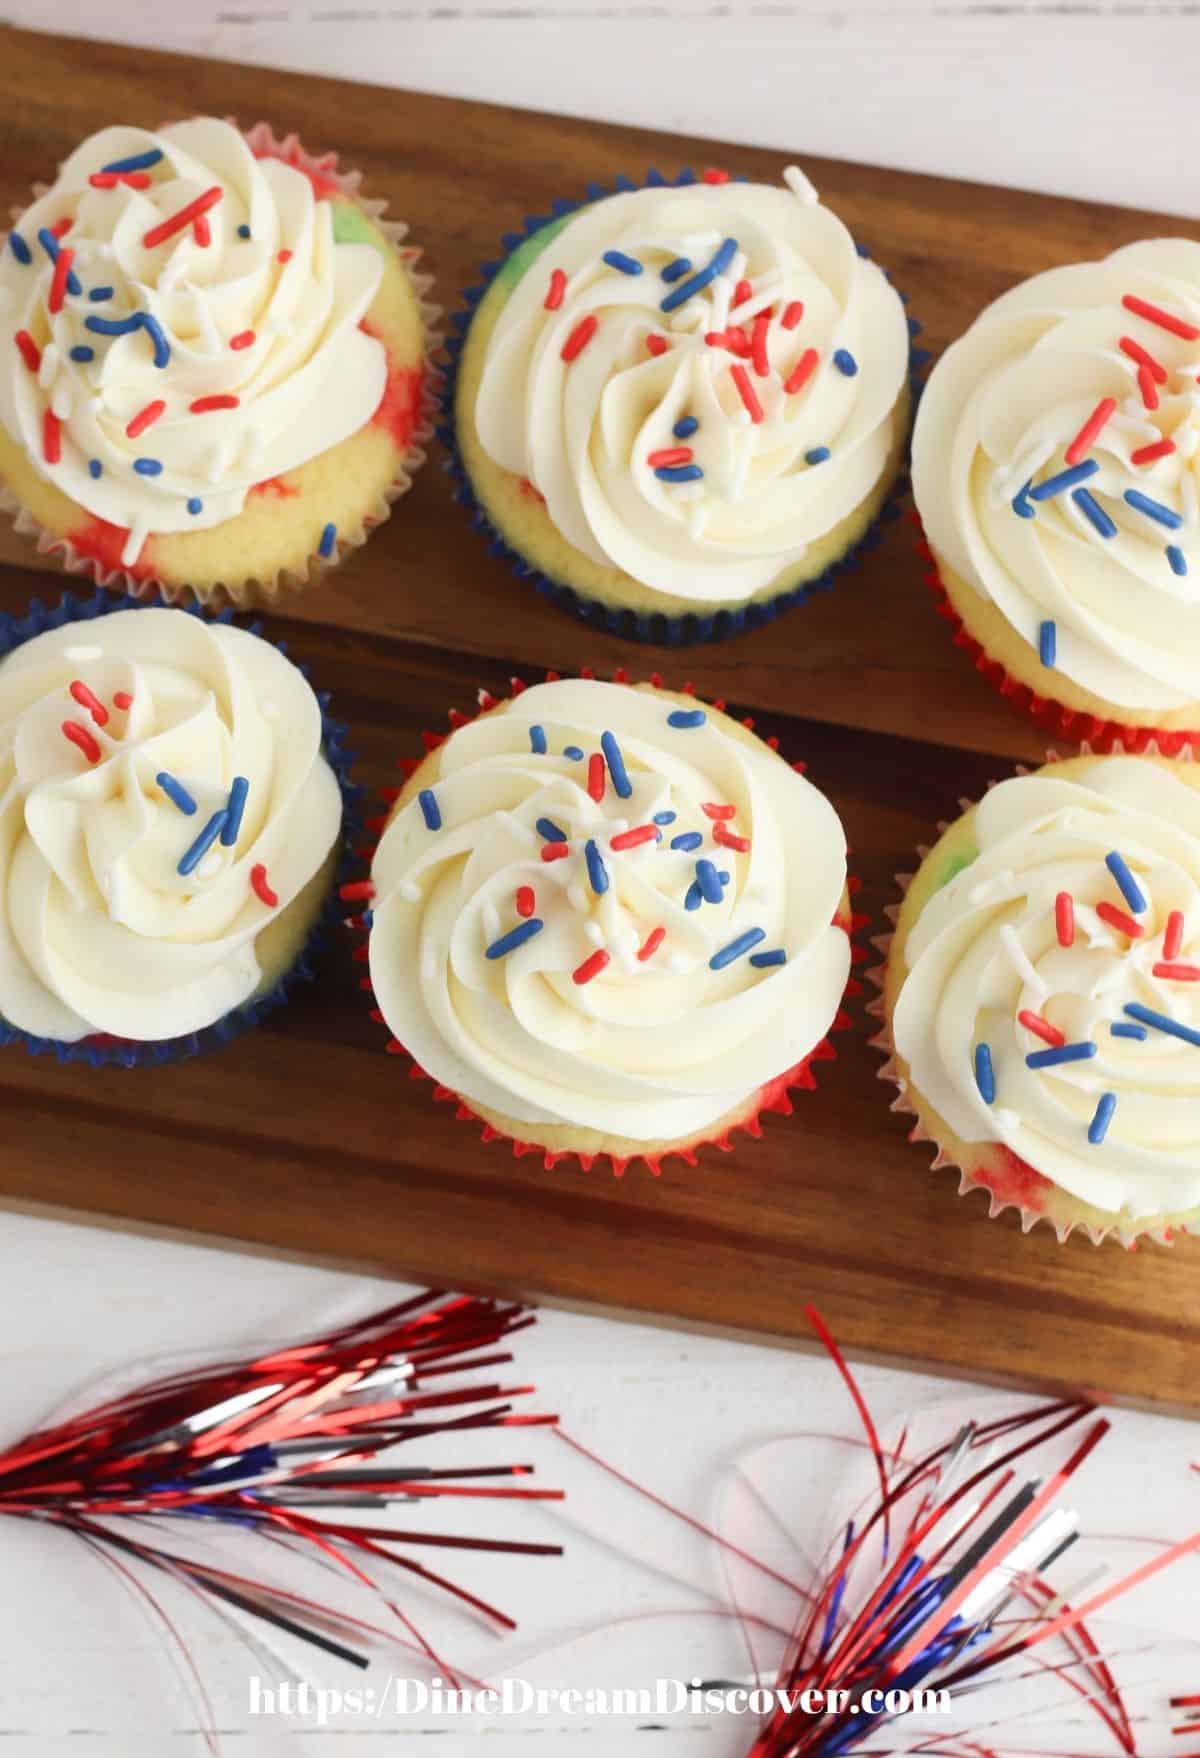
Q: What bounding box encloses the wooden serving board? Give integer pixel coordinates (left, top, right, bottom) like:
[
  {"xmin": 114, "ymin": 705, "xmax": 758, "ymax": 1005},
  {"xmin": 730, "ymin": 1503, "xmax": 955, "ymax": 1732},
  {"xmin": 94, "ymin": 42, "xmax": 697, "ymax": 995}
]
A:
[{"xmin": 2, "ymin": 25, "xmax": 1198, "ymax": 1415}]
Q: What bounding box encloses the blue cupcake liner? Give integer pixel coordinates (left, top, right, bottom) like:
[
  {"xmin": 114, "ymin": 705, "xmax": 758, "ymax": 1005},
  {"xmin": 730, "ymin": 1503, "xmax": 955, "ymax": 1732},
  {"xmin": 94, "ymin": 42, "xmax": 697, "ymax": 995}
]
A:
[
  {"xmin": 439, "ymin": 166, "xmax": 930, "ymax": 647},
  {"xmin": 0, "ymin": 587, "xmax": 361, "ymax": 1069}
]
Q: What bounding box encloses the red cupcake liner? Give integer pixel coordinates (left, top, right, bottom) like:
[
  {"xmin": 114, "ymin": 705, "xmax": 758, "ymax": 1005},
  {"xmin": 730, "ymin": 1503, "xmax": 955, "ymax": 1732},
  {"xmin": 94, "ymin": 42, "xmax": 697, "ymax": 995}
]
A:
[
  {"xmin": 914, "ymin": 512, "xmax": 1200, "ymax": 758},
  {"xmin": 346, "ymin": 665, "xmax": 867, "ymax": 1177}
]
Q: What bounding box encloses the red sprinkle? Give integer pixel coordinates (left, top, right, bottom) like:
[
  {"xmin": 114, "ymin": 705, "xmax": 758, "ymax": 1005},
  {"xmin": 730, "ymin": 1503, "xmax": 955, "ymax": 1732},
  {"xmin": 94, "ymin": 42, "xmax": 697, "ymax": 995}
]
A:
[
  {"xmin": 730, "ymin": 361, "xmax": 764, "ymax": 423},
  {"xmin": 732, "ymin": 278, "xmax": 753, "ymax": 308},
  {"xmin": 540, "ymin": 842, "xmax": 569, "ymax": 863},
  {"xmin": 47, "ymin": 246, "xmax": 75, "ymax": 315},
  {"xmin": 189, "ymin": 394, "xmax": 240, "ymax": 413},
  {"xmin": 230, "ymin": 330, "xmax": 256, "ymax": 351},
  {"xmin": 14, "ymin": 330, "xmax": 40, "ymax": 373},
  {"xmin": 713, "ymin": 822, "xmax": 751, "ymax": 852},
  {"xmin": 277, "ymin": 248, "xmax": 292, "ymax": 264},
  {"xmin": 647, "ymin": 446, "xmax": 694, "ymax": 468},
  {"xmin": 587, "ymin": 753, "xmax": 606, "ymax": 802},
  {"xmin": 1165, "ymin": 909, "xmax": 1185, "ymax": 960},
  {"xmin": 1055, "ymin": 891, "xmax": 1075, "ymax": 947},
  {"xmin": 192, "ymin": 215, "xmax": 212, "ymax": 247},
  {"xmin": 339, "ymin": 880, "xmax": 375, "ymax": 902},
  {"xmin": 49, "ymin": 217, "xmax": 72, "ymax": 239},
  {"xmin": 572, "ymin": 949, "xmax": 610, "ymax": 985},
  {"xmin": 1064, "ymin": 396, "xmax": 1116, "ymax": 467},
  {"xmin": 1130, "ymin": 437, "xmax": 1176, "ymax": 466},
  {"xmin": 781, "ymin": 300, "xmax": 804, "ymax": 330},
  {"xmin": 645, "ymin": 334, "xmax": 669, "ymax": 357},
  {"xmin": 561, "ymin": 314, "xmax": 599, "ymax": 362},
  {"xmin": 1119, "ymin": 335, "xmax": 1167, "ymax": 382},
  {"xmin": 1152, "ymin": 961, "xmax": 1200, "ymax": 981},
  {"xmin": 251, "ymin": 864, "xmax": 279, "ymax": 908},
  {"xmin": 544, "ymin": 268, "xmax": 567, "ymax": 310},
  {"xmin": 784, "ymin": 347, "xmax": 819, "ymax": 396},
  {"xmin": 515, "ymin": 885, "xmax": 536, "ymax": 919},
  {"xmin": 43, "ymin": 409, "xmax": 61, "ymax": 465},
  {"xmin": 637, "ymin": 926, "xmax": 666, "ymax": 962},
  {"xmin": 125, "ymin": 399, "xmax": 165, "ymax": 439},
  {"xmin": 89, "ymin": 170, "xmax": 152, "ymax": 190},
  {"xmin": 1122, "ymin": 292, "xmax": 1200, "ymax": 341},
  {"xmin": 752, "ymin": 309, "xmax": 771, "ymax": 378},
  {"xmin": 701, "ymin": 168, "xmax": 730, "ymax": 184},
  {"xmin": 610, "ymin": 824, "xmax": 659, "ymax": 851},
  {"xmin": 142, "ymin": 185, "xmax": 223, "ymax": 250},
  {"xmin": 1137, "ymin": 364, "xmax": 1159, "ymax": 411},
  {"xmin": 112, "ymin": 691, "xmax": 134, "ymax": 711},
  {"xmin": 1017, "ymin": 1008, "xmax": 1065, "ymax": 1048},
  {"xmin": 1096, "ymin": 900, "xmax": 1144, "ymax": 938},
  {"xmin": 701, "ymin": 801, "xmax": 737, "ymax": 821},
  {"xmin": 69, "ymin": 680, "xmax": 109, "ymax": 727},
  {"xmin": 62, "ymin": 720, "xmax": 101, "ymax": 764}
]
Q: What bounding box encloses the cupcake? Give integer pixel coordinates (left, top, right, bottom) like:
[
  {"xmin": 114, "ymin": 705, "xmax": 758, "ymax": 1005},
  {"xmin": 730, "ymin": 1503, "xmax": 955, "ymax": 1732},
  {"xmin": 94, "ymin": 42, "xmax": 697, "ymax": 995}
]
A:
[
  {"xmin": 913, "ymin": 240, "xmax": 1200, "ymax": 750},
  {"xmin": 366, "ymin": 675, "xmax": 853, "ymax": 1168},
  {"xmin": 0, "ymin": 118, "xmax": 434, "ymax": 607},
  {"xmin": 878, "ymin": 753, "xmax": 1200, "ymax": 1245},
  {"xmin": 449, "ymin": 167, "xmax": 913, "ymax": 642},
  {"xmin": 0, "ymin": 596, "xmax": 345, "ymax": 1063}
]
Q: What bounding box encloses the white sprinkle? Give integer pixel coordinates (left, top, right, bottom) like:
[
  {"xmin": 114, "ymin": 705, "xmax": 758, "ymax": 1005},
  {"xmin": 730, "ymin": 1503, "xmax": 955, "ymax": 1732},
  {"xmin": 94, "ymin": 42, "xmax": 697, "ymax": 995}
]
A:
[
  {"xmin": 1182, "ymin": 471, "xmax": 1198, "ymax": 531},
  {"xmin": 585, "ymin": 920, "xmax": 605, "ymax": 946},
  {"xmin": 1000, "ymin": 923, "xmax": 1048, "ymax": 1001},
  {"xmin": 708, "ymin": 273, "xmax": 733, "ymax": 332},
  {"xmin": 120, "ymin": 518, "xmax": 149, "ymax": 569},
  {"xmin": 482, "ymin": 898, "xmax": 501, "ymax": 941},
  {"xmin": 567, "ymin": 883, "xmax": 589, "ymax": 913},
  {"xmin": 37, "ymin": 343, "xmax": 60, "ymax": 391},
  {"xmin": 64, "ymin": 644, "xmax": 103, "ymax": 662},
  {"xmin": 51, "ymin": 382, "xmax": 72, "ymax": 420},
  {"xmin": 196, "ymin": 851, "xmax": 223, "ymax": 879},
  {"xmin": 783, "ymin": 165, "xmax": 820, "ymax": 205},
  {"xmin": 669, "ymin": 303, "xmax": 706, "ymax": 334}
]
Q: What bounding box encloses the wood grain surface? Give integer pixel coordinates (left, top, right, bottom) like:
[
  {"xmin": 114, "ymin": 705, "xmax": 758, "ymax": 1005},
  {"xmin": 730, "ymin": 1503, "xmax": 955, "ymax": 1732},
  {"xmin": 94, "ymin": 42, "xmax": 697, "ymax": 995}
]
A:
[{"xmin": 1, "ymin": 25, "xmax": 1197, "ymax": 1415}]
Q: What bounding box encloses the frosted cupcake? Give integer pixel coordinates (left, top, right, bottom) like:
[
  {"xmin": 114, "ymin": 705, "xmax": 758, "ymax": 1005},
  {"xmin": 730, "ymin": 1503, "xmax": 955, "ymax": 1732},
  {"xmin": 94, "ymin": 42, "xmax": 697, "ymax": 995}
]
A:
[
  {"xmin": 913, "ymin": 241, "xmax": 1200, "ymax": 749},
  {"xmin": 451, "ymin": 168, "xmax": 912, "ymax": 641},
  {"xmin": 879, "ymin": 754, "xmax": 1200, "ymax": 1245},
  {"xmin": 0, "ymin": 119, "xmax": 433, "ymax": 606},
  {"xmin": 0, "ymin": 600, "xmax": 344, "ymax": 1062},
  {"xmin": 366, "ymin": 677, "xmax": 853, "ymax": 1168}
]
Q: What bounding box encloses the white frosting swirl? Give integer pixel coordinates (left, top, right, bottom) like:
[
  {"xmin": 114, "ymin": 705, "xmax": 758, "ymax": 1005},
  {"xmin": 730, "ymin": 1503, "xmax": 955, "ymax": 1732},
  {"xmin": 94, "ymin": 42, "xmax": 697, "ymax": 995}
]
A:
[
  {"xmin": 0, "ymin": 608, "xmax": 342, "ymax": 1043},
  {"xmin": 473, "ymin": 172, "xmax": 909, "ymax": 607},
  {"xmin": 894, "ymin": 760, "xmax": 1200, "ymax": 1218},
  {"xmin": 0, "ymin": 119, "xmax": 386, "ymax": 564},
  {"xmin": 369, "ymin": 680, "xmax": 849, "ymax": 1142},
  {"xmin": 913, "ymin": 240, "xmax": 1200, "ymax": 711}
]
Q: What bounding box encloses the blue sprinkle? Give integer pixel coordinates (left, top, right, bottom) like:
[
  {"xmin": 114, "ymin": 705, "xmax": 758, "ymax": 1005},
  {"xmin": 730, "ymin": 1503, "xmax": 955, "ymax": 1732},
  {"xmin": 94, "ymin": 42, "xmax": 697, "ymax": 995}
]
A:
[
  {"xmin": 671, "ymin": 831, "xmax": 702, "ymax": 852},
  {"xmin": 1124, "ymin": 487, "xmax": 1182, "ymax": 530},
  {"xmin": 37, "ymin": 228, "xmax": 82, "ymax": 294},
  {"xmin": 673, "ymin": 416, "xmax": 698, "ymax": 439},
  {"xmin": 603, "ymin": 249, "xmax": 643, "ymax": 276},
  {"xmin": 88, "ymin": 459, "xmax": 102, "ymax": 479},
  {"xmin": 1072, "ymin": 486, "xmax": 1116, "ymax": 538},
  {"xmin": 237, "ymin": 224, "xmax": 251, "ymax": 239},
  {"xmin": 718, "ymin": 869, "xmax": 730, "ymax": 885},
  {"xmin": 133, "ymin": 457, "xmax": 162, "ymax": 476},
  {"xmin": 563, "ymin": 746, "xmax": 584, "ymax": 761},
  {"xmin": 418, "ymin": 788, "xmax": 441, "ymax": 831},
  {"xmin": 1088, "ymin": 1092, "xmax": 1117, "ymax": 1145},
  {"xmin": 655, "ymin": 464, "xmax": 704, "ymax": 483},
  {"xmin": 1039, "ymin": 620, "xmax": 1056, "ymax": 668},
  {"xmin": 667, "ymin": 709, "xmax": 706, "ymax": 729},
  {"xmin": 684, "ymin": 881, "xmax": 702, "ymax": 911},
  {"xmin": 710, "ymin": 927, "xmax": 766, "ymax": 970},
  {"xmin": 1167, "ymin": 545, "xmax": 1189, "ymax": 576},
  {"xmin": 69, "ymin": 345, "xmax": 94, "ymax": 363},
  {"xmin": 1111, "ymin": 1021, "xmax": 1147, "ymax": 1040},
  {"xmin": 101, "ymin": 147, "xmax": 164, "ymax": 174},
  {"xmin": 187, "ymin": 497, "xmax": 203, "ymax": 514},
  {"xmin": 1029, "ymin": 459, "xmax": 1099, "ymax": 501},
  {"xmin": 139, "ymin": 312, "xmax": 170, "ymax": 368},
  {"xmin": 1105, "ymin": 850, "xmax": 1147, "ymax": 914},
  {"xmin": 85, "ymin": 310, "xmax": 147, "ymax": 342},
  {"xmin": 585, "ymin": 838, "xmax": 609, "ymax": 895},
  {"xmin": 832, "ymin": 348, "xmax": 858, "ymax": 376},
  {"xmin": 88, "ymin": 285, "xmax": 114, "ymax": 302},
  {"xmin": 1026, "ymin": 1040, "xmax": 1098, "ymax": 1069},
  {"xmin": 661, "ymin": 257, "xmax": 692, "ymax": 283},
  {"xmin": 529, "ymin": 724, "xmax": 547, "ymax": 754},
  {"xmin": 156, "ymin": 771, "xmax": 197, "ymax": 816},
  {"xmin": 536, "ymin": 817, "xmax": 567, "ymax": 843},
  {"xmin": 178, "ymin": 809, "xmax": 228, "ymax": 877},
  {"xmin": 805, "ymin": 447, "xmax": 831, "ymax": 465},
  {"xmin": 653, "ymin": 810, "xmax": 676, "ymax": 825},
  {"xmin": 486, "ymin": 918, "xmax": 544, "ymax": 960},
  {"xmin": 9, "ymin": 233, "xmax": 31, "ymax": 266},
  {"xmin": 1123, "ymin": 1002, "xmax": 1200, "ymax": 1048},
  {"xmin": 221, "ymin": 777, "xmax": 250, "ymax": 847},
  {"xmin": 318, "ymin": 521, "xmax": 336, "ymax": 559},
  {"xmin": 601, "ymin": 730, "xmax": 632, "ymax": 798},
  {"xmin": 1011, "ymin": 480, "xmax": 1036, "ymax": 519},
  {"xmin": 749, "ymin": 948, "xmax": 787, "ymax": 968},
  {"xmin": 974, "ymin": 1043, "xmax": 995, "ymax": 1104},
  {"xmin": 695, "ymin": 858, "xmax": 723, "ymax": 904},
  {"xmin": 660, "ymin": 237, "xmax": 737, "ymax": 313}
]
